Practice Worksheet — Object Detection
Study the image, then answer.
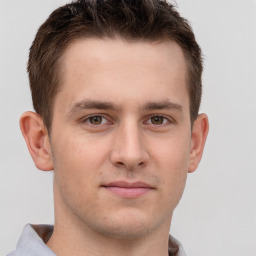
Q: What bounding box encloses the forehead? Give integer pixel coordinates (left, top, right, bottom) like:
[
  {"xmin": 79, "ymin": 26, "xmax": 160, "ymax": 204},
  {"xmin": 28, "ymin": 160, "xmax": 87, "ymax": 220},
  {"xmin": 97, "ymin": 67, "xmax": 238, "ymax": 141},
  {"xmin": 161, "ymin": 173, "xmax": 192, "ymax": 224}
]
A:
[
  {"xmin": 61, "ymin": 38, "xmax": 187, "ymax": 77},
  {"xmin": 55, "ymin": 38, "xmax": 188, "ymax": 112}
]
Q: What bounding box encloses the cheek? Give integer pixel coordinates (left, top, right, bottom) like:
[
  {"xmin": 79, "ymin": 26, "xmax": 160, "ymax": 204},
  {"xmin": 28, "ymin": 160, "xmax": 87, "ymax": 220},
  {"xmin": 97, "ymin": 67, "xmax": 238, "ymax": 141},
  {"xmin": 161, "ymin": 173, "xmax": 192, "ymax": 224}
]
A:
[
  {"xmin": 53, "ymin": 131, "xmax": 109, "ymax": 169},
  {"xmin": 50, "ymin": 134, "xmax": 107, "ymax": 201},
  {"xmin": 151, "ymin": 133, "xmax": 191, "ymax": 203},
  {"xmin": 152, "ymin": 130, "xmax": 191, "ymax": 171},
  {"xmin": 158, "ymin": 146, "xmax": 189, "ymax": 193}
]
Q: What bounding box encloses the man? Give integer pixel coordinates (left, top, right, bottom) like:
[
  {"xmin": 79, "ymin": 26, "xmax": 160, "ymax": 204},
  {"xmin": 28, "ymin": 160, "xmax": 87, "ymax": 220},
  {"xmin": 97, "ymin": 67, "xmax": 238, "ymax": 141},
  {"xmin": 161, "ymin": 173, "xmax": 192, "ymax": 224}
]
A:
[{"xmin": 8, "ymin": 0, "xmax": 208, "ymax": 255}]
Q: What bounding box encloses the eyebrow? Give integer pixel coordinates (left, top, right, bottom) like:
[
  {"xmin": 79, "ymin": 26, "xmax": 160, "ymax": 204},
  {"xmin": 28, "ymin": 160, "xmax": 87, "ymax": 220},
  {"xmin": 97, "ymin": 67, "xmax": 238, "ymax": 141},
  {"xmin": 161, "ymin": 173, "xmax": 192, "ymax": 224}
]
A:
[
  {"xmin": 142, "ymin": 101, "xmax": 183, "ymax": 112},
  {"xmin": 67, "ymin": 99, "xmax": 183, "ymax": 116},
  {"xmin": 68, "ymin": 99, "xmax": 121, "ymax": 115}
]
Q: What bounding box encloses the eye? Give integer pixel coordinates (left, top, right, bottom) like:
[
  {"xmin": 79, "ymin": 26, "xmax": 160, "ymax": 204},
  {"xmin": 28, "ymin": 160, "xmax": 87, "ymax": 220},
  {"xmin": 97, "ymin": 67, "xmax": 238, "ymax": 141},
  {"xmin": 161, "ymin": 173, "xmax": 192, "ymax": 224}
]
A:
[
  {"xmin": 150, "ymin": 116, "xmax": 165, "ymax": 125},
  {"xmin": 83, "ymin": 115, "xmax": 109, "ymax": 126},
  {"xmin": 79, "ymin": 114, "xmax": 113, "ymax": 131},
  {"xmin": 146, "ymin": 115, "xmax": 169, "ymax": 125},
  {"xmin": 88, "ymin": 116, "xmax": 104, "ymax": 125}
]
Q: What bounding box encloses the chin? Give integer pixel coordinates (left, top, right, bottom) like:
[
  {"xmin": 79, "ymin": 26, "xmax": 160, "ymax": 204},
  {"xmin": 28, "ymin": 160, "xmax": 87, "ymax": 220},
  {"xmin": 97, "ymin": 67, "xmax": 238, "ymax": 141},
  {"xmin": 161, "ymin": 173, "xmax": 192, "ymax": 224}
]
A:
[
  {"xmin": 96, "ymin": 222, "xmax": 150, "ymax": 240},
  {"xmin": 87, "ymin": 209, "xmax": 163, "ymax": 240}
]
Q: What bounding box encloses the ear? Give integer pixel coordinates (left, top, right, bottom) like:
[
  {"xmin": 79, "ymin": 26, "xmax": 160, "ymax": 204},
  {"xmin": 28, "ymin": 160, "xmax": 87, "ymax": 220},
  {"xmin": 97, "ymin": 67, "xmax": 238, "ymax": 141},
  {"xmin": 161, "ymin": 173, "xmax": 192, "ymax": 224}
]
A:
[
  {"xmin": 188, "ymin": 113, "xmax": 209, "ymax": 173},
  {"xmin": 19, "ymin": 111, "xmax": 53, "ymax": 171}
]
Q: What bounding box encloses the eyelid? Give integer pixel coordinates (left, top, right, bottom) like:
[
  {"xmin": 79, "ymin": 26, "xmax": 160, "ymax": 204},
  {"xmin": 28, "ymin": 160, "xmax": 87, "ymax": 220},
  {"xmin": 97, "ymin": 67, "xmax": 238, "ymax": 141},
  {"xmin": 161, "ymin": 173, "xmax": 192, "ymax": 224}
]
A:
[
  {"xmin": 81, "ymin": 114, "xmax": 113, "ymax": 126},
  {"xmin": 79, "ymin": 113, "xmax": 175, "ymax": 127},
  {"xmin": 144, "ymin": 114, "xmax": 175, "ymax": 125}
]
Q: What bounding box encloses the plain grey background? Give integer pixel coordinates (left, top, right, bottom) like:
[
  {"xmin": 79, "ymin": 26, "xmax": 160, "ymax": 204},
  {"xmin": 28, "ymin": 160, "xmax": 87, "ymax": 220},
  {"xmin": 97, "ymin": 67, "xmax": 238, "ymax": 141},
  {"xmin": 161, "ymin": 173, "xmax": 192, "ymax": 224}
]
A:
[{"xmin": 0, "ymin": 0, "xmax": 255, "ymax": 255}]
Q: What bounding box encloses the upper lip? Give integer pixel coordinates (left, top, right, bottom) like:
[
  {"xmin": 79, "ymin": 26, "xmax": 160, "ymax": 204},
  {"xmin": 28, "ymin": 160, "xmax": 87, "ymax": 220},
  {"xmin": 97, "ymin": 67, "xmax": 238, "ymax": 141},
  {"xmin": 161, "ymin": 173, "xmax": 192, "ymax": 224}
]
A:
[{"xmin": 103, "ymin": 181, "xmax": 154, "ymax": 189}]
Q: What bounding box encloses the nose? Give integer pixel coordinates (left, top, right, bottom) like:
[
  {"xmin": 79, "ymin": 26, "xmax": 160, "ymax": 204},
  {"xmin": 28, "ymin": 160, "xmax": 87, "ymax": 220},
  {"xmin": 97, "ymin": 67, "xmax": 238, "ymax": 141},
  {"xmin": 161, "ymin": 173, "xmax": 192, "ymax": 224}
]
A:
[{"xmin": 110, "ymin": 121, "xmax": 149, "ymax": 170}]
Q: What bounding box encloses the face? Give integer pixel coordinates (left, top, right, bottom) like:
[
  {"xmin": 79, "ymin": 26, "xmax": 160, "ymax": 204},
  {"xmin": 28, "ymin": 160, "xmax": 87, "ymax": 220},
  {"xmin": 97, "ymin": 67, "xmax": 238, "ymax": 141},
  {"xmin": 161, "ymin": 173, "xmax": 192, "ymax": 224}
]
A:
[{"xmin": 49, "ymin": 38, "xmax": 193, "ymax": 239}]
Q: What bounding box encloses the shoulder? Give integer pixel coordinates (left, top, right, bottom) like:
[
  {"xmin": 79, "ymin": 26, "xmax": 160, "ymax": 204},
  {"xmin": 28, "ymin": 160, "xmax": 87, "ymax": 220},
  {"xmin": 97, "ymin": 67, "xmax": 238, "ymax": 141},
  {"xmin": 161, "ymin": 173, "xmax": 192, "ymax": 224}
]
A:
[{"xmin": 6, "ymin": 224, "xmax": 56, "ymax": 256}]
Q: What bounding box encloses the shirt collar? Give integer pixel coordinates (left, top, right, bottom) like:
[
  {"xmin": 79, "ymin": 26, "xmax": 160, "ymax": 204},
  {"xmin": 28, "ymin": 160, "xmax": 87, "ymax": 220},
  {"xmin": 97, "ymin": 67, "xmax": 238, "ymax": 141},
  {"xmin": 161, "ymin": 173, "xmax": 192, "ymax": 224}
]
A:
[{"xmin": 11, "ymin": 224, "xmax": 56, "ymax": 256}]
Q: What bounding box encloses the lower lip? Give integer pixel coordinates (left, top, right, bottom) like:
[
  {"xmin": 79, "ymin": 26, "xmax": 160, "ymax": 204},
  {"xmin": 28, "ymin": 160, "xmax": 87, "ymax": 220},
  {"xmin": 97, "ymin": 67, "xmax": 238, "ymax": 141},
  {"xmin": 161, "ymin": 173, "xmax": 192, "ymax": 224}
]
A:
[{"xmin": 103, "ymin": 186, "xmax": 152, "ymax": 198}]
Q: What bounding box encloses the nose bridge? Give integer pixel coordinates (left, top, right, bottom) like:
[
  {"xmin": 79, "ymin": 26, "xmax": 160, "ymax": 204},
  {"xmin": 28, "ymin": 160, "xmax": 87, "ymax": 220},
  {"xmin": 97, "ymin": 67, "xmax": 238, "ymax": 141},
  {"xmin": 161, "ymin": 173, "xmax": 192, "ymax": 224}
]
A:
[{"xmin": 111, "ymin": 118, "xmax": 149, "ymax": 169}]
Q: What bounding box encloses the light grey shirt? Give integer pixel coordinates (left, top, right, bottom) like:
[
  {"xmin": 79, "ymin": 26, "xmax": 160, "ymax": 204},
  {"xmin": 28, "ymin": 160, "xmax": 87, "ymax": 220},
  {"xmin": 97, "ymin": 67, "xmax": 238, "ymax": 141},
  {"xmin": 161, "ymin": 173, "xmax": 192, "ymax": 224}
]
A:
[{"xmin": 7, "ymin": 224, "xmax": 186, "ymax": 256}]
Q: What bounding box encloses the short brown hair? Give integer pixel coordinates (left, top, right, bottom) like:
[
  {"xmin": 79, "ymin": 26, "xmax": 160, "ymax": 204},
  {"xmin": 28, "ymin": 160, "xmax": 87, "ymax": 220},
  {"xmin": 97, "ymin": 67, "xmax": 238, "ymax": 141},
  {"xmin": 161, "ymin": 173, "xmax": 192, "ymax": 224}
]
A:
[{"xmin": 28, "ymin": 0, "xmax": 203, "ymax": 130}]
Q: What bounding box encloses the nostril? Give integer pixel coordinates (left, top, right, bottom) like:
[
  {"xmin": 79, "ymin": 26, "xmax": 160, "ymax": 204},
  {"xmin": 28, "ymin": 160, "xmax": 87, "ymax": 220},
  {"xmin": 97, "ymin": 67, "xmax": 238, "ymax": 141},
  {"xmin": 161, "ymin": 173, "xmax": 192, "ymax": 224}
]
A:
[
  {"xmin": 116, "ymin": 162, "xmax": 124, "ymax": 166},
  {"xmin": 115, "ymin": 161, "xmax": 145, "ymax": 169}
]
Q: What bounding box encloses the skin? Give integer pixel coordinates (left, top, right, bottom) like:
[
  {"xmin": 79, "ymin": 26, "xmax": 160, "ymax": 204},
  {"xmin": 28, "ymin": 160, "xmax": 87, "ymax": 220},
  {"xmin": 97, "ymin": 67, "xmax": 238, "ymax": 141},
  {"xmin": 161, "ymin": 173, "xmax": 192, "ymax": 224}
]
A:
[{"xmin": 20, "ymin": 38, "xmax": 209, "ymax": 256}]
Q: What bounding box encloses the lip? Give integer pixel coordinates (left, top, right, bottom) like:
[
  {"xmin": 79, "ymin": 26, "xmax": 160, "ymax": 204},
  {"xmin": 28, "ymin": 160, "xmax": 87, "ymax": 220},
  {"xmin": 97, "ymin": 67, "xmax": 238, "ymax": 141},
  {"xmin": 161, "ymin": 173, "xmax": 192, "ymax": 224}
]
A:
[{"xmin": 102, "ymin": 181, "xmax": 154, "ymax": 198}]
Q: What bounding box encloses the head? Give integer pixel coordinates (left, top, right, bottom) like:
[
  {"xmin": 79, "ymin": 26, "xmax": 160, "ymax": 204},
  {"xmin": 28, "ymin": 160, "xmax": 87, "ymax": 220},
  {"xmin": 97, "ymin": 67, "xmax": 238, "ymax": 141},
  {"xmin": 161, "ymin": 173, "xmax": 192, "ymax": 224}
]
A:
[
  {"xmin": 20, "ymin": 0, "xmax": 208, "ymax": 245},
  {"xmin": 28, "ymin": 0, "xmax": 203, "ymax": 132}
]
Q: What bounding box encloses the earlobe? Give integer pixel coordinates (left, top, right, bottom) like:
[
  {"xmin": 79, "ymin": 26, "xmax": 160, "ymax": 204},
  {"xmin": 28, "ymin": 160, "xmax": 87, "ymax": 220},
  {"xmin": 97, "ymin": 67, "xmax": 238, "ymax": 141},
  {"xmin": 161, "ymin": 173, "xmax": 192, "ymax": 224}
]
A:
[
  {"xmin": 19, "ymin": 111, "xmax": 53, "ymax": 171},
  {"xmin": 188, "ymin": 113, "xmax": 209, "ymax": 173}
]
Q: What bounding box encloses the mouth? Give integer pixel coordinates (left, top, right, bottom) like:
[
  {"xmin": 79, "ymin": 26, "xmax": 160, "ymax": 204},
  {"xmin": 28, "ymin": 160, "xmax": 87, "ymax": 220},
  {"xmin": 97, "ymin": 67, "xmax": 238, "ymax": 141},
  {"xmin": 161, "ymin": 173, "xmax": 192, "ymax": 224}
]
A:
[{"xmin": 101, "ymin": 181, "xmax": 154, "ymax": 198}]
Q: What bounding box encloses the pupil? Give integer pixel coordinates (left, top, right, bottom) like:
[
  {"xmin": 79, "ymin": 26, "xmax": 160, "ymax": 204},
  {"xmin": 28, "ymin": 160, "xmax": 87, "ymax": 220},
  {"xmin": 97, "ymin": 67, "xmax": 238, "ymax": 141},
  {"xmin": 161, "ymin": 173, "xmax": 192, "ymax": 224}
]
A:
[
  {"xmin": 151, "ymin": 116, "xmax": 163, "ymax": 124},
  {"xmin": 90, "ymin": 116, "xmax": 102, "ymax": 125}
]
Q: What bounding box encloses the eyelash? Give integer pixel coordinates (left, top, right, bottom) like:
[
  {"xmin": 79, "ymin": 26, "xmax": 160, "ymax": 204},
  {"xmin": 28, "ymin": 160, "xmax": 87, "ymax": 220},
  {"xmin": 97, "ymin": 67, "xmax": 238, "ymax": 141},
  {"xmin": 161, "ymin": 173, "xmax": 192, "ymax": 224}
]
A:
[
  {"xmin": 81, "ymin": 114, "xmax": 174, "ymax": 128},
  {"xmin": 81, "ymin": 114, "xmax": 111, "ymax": 126},
  {"xmin": 144, "ymin": 114, "xmax": 173, "ymax": 126}
]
